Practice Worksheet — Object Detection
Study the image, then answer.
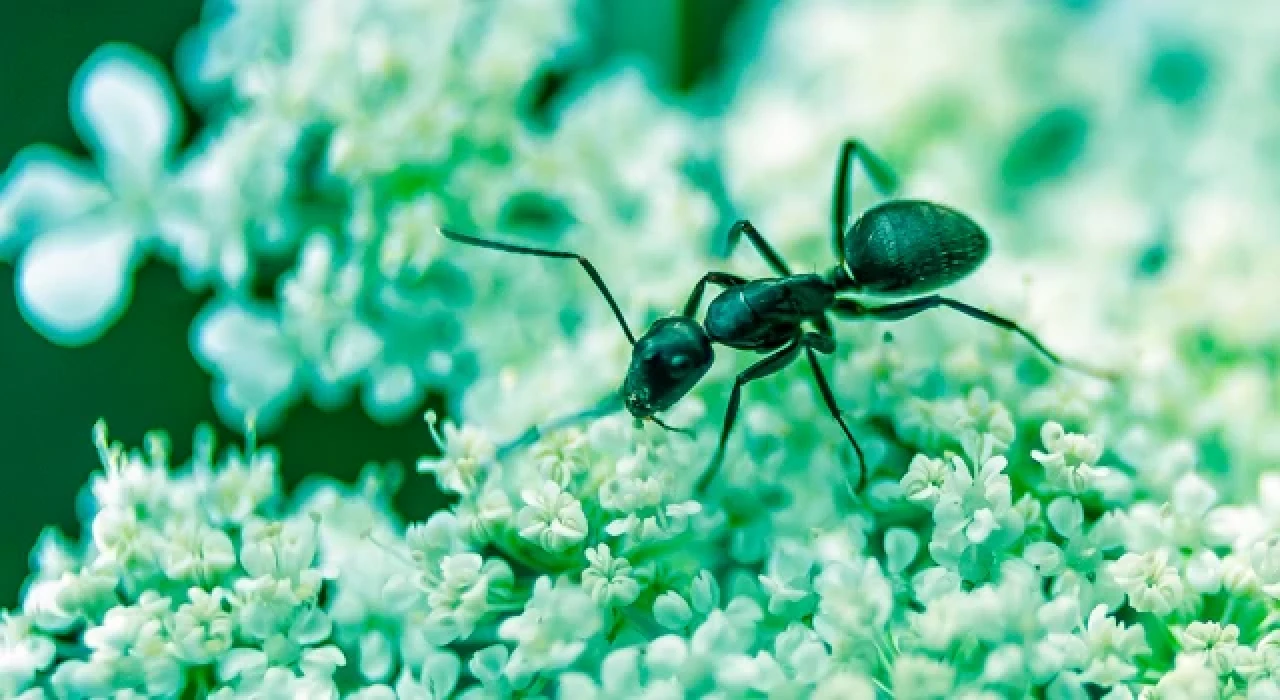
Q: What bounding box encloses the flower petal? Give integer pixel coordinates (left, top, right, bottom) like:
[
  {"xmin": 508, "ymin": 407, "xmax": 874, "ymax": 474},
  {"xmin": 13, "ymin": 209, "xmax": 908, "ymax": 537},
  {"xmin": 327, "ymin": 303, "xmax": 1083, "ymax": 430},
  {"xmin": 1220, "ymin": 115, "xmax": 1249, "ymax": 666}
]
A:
[
  {"xmin": 193, "ymin": 300, "xmax": 301, "ymax": 430},
  {"xmin": 363, "ymin": 363, "xmax": 422, "ymax": 423},
  {"xmin": 16, "ymin": 219, "xmax": 137, "ymax": 345},
  {"xmin": 71, "ymin": 44, "xmax": 181, "ymax": 184},
  {"xmin": 0, "ymin": 146, "xmax": 107, "ymax": 252}
]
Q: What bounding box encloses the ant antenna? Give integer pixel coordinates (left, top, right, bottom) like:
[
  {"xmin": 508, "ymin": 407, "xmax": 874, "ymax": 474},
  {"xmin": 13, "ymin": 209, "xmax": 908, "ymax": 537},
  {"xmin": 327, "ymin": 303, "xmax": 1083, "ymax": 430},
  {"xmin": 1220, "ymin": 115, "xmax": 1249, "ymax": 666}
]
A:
[{"xmin": 438, "ymin": 227, "xmax": 637, "ymax": 345}]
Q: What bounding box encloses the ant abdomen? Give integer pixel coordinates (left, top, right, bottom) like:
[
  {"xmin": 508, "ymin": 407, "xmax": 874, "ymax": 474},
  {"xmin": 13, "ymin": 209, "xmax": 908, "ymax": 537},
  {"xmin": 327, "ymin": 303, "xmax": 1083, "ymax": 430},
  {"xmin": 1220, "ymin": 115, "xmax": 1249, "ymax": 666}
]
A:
[{"xmin": 844, "ymin": 200, "xmax": 990, "ymax": 296}]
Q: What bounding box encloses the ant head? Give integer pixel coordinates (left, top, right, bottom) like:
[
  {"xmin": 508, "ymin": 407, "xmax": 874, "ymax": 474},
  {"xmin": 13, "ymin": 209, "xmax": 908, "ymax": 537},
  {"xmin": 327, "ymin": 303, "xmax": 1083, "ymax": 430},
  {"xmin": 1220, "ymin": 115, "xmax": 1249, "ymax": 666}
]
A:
[{"xmin": 622, "ymin": 317, "xmax": 714, "ymax": 419}]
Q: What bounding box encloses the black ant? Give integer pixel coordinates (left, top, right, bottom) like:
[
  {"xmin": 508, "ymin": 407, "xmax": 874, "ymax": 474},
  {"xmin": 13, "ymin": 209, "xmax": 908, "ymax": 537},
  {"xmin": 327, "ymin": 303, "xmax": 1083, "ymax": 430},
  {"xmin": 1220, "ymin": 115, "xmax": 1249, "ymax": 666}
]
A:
[{"xmin": 440, "ymin": 139, "xmax": 1103, "ymax": 494}]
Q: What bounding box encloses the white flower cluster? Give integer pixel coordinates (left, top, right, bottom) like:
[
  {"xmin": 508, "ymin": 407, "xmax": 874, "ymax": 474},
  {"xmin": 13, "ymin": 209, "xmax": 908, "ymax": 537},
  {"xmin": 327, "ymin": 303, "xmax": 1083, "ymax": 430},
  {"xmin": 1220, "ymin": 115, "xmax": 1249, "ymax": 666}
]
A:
[
  {"xmin": 0, "ymin": 0, "xmax": 716, "ymax": 432},
  {"xmin": 14, "ymin": 406, "xmax": 1280, "ymax": 697}
]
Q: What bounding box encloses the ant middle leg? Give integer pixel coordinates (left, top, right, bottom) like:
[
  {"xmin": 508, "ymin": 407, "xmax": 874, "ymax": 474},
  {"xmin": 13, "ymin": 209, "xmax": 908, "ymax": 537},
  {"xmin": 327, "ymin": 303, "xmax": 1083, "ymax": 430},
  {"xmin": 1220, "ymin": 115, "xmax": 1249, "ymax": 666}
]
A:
[
  {"xmin": 695, "ymin": 340, "xmax": 802, "ymax": 494},
  {"xmin": 831, "ymin": 296, "xmax": 1112, "ymax": 379},
  {"xmin": 724, "ymin": 219, "xmax": 793, "ymax": 277},
  {"xmin": 831, "ymin": 139, "xmax": 900, "ymax": 259},
  {"xmin": 800, "ymin": 330, "xmax": 868, "ymax": 493}
]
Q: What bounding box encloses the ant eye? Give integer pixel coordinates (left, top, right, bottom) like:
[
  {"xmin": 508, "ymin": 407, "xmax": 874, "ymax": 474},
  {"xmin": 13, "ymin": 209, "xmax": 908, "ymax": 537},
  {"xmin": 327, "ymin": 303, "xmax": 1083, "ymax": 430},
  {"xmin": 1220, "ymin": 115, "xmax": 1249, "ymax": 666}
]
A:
[{"xmin": 669, "ymin": 354, "xmax": 690, "ymax": 373}]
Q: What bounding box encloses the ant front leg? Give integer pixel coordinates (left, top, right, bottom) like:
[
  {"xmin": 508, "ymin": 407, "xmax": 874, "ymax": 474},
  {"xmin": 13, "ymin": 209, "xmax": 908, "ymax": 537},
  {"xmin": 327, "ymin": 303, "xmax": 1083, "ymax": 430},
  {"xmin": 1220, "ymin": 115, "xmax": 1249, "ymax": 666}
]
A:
[
  {"xmin": 497, "ymin": 393, "xmax": 625, "ymax": 460},
  {"xmin": 695, "ymin": 340, "xmax": 802, "ymax": 495},
  {"xmin": 800, "ymin": 330, "xmax": 868, "ymax": 493},
  {"xmin": 831, "ymin": 296, "xmax": 1113, "ymax": 379},
  {"xmin": 831, "ymin": 139, "xmax": 901, "ymax": 260},
  {"xmin": 682, "ymin": 271, "xmax": 747, "ymax": 318}
]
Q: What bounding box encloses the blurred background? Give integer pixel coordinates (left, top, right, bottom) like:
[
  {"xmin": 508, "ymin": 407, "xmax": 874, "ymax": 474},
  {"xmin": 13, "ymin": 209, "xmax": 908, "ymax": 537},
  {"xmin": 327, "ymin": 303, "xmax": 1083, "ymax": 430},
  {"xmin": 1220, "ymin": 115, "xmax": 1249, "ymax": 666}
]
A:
[{"xmin": 0, "ymin": 0, "xmax": 742, "ymax": 606}]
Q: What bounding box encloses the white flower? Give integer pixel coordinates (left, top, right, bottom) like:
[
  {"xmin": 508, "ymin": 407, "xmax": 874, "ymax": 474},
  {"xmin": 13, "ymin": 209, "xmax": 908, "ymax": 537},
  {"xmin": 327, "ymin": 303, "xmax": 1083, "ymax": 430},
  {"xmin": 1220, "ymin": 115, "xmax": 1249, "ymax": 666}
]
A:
[
  {"xmin": 652, "ymin": 592, "xmax": 693, "ymax": 631},
  {"xmin": 75, "ymin": 593, "xmax": 183, "ymax": 697},
  {"xmin": 159, "ymin": 521, "xmax": 236, "ymax": 584},
  {"xmin": 0, "ymin": 45, "xmax": 189, "ymax": 346},
  {"xmin": 758, "ymin": 543, "xmax": 817, "ymax": 617},
  {"xmin": 581, "ymin": 544, "xmax": 640, "ymax": 608},
  {"xmin": 383, "ymin": 549, "xmax": 513, "ymax": 646},
  {"xmin": 90, "ymin": 507, "xmax": 161, "ymax": 578},
  {"xmin": 417, "ymin": 415, "xmax": 496, "ymax": 496},
  {"xmin": 1152, "ymin": 654, "xmax": 1220, "ymax": 700},
  {"xmin": 499, "ymin": 577, "xmax": 602, "ymax": 683},
  {"xmin": 394, "ymin": 649, "xmax": 460, "ymax": 700},
  {"xmin": 813, "ymin": 557, "xmax": 893, "ymax": 659},
  {"xmin": 891, "ymin": 653, "xmax": 956, "ymax": 700},
  {"xmin": 194, "ymin": 439, "xmax": 279, "ymax": 527},
  {"xmin": 900, "ymin": 454, "xmax": 949, "ymax": 507},
  {"xmin": 240, "ymin": 518, "xmax": 318, "ymax": 580},
  {"xmin": 1031, "ymin": 421, "xmax": 1114, "ymax": 495},
  {"xmin": 168, "ymin": 587, "xmax": 233, "ymax": 664},
  {"xmin": 1175, "ymin": 621, "xmax": 1240, "ymax": 676},
  {"xmin": 930, "ymin": 451, "xmax": 1025, "ymax": 579},
  {"xmin": 1076, "ymin": 605, "xmax": 1150, "ymax": 686},
  {"xmin": 0, "ymin": 615, "xmax": 55, "ymax": 696},
  {"xmin": 1109, "ymin": 550, "xmax": 1187, "ymax": 616},
  {"xmin": 516, "ymin": 481, "xmax": 589, "ymax": 553}
]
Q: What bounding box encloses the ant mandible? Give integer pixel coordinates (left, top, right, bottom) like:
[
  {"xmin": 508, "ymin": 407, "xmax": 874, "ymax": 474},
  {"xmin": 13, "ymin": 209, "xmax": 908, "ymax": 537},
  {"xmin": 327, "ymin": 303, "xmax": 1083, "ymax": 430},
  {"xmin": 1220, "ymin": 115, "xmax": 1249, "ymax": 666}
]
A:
[{"xmin": 440, "ymin": 139, "xmax": 1102, "ymax": 495}]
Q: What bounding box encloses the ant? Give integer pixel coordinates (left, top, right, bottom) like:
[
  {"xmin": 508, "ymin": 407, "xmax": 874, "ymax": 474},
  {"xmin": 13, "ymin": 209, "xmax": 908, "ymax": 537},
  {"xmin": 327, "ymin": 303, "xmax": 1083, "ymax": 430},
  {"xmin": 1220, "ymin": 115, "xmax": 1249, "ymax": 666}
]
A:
[{"xmin": 440, "ymin": 139, "xmax": 1103, "ymax": 495}]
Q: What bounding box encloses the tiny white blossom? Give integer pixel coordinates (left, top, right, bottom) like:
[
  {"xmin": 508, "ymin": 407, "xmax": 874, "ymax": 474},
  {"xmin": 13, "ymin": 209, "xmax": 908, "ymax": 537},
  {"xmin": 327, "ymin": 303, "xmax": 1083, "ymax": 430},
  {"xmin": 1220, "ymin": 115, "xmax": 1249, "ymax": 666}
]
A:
[
  {"xmin": 581, "ymin": 545, "xmax": 640, "ymax": 608},
  {"xmin": 1175, "ymin": 621, "xmax": 1240, "ymax": 676},
  {"xmin": 1110, "ymin": 550, "xmax": 1186, "ymax": 616},
  {"xmin": 0, "ymin": 614, "xmax": 55, "ymax": 696},
  {"xmin": 418, "ymin": 415, "xmax": 496, "ymax": 496},
  {"xmin": 168, "ymin": 587, "xmax": 233, "ymax": 665},
  {"xmin": 499, "ymin": 577, "xmax": 601, "ymax": 683},
  {"xmin": 900, "ymin": 454, "xmax": 949, "ymax": 506},
  {"xmin": 1032, "ymin": 421, "xmax": 1113, "ymax": 494},
  {"xmin": 516, "ymin": 481, "xmax": 589, "ymax": 553}
]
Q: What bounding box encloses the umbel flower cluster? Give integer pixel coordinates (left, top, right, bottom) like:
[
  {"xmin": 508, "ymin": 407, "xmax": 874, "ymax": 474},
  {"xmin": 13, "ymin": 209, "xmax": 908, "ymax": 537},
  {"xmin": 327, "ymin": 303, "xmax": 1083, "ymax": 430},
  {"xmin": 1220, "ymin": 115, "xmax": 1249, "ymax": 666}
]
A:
[{"xmin": 8, "ymin": 0, "xmax": 1280, "ymax": 697}]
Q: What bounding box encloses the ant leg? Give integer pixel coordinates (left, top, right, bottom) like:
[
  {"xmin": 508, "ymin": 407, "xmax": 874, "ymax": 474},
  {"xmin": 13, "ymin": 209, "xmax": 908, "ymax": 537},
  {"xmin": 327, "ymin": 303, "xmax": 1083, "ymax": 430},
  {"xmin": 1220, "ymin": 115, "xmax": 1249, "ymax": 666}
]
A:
[
  {"xmin": 438, "ymin": 227, "xmax": 637, "ymax": 345},
  {"xmin": 725, "ymin": 219, "xmax": 792, "ymax": 277},
  {"xmin": 831, "ymin": 297, "xmax": 1112, "ymax": 379},
  {"xmin": 496, "ymin": 393, "xmax": 625, "ymax": 459},
  {"xmin": 695, "ymin": 340, "xmax": 803, "ymax": 494},
  {"xmin": 651, "ymin": 416, "xmax": 695, "ymax": 437},
  {"xmin": 800, "ymin": 331, "xmax": 868, "ymax": 493},
  {"xmin": 831, "ymin": 139, "xmax": 900, "ymax": 260},
  {"xmin": 682, "ymin": 271, "xmax": 747, "ymax": 318}
]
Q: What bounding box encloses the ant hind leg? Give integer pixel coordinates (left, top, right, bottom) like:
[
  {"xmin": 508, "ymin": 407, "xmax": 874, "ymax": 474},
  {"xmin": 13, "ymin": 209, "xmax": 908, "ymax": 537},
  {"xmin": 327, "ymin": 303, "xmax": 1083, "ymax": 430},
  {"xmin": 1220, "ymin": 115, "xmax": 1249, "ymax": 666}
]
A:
[
  {"xmin": 831, "ymin": 139, "xmax": 901, "ymax": 260},
  {"xmin": 830, "ymin": 296, "xmax": 1114, "ymax": 380},
  {"xmin": 801, "ymin": 331, "xmax": 868, "ymax": 493}
]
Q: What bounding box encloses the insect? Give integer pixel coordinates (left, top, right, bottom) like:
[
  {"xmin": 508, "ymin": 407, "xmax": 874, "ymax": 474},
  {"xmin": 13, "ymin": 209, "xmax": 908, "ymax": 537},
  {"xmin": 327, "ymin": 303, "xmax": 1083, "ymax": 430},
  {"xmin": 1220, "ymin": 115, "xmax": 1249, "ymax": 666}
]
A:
[{"xmin": 440, "ymin": 139, "xmax": 1102, "ymax": 494}]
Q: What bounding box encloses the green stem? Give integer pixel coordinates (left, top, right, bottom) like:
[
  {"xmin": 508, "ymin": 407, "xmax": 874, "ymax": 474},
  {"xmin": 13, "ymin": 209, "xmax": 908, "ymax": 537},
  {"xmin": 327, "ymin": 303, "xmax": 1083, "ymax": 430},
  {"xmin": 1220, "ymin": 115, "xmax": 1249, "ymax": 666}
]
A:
[
  {"xmin": 874, "ymin": 632, "xmax": 897, "ymax": 672},
  {"xmin": 1221, "ymin": 596, "xmax": 1242, "ymax": 627}
]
